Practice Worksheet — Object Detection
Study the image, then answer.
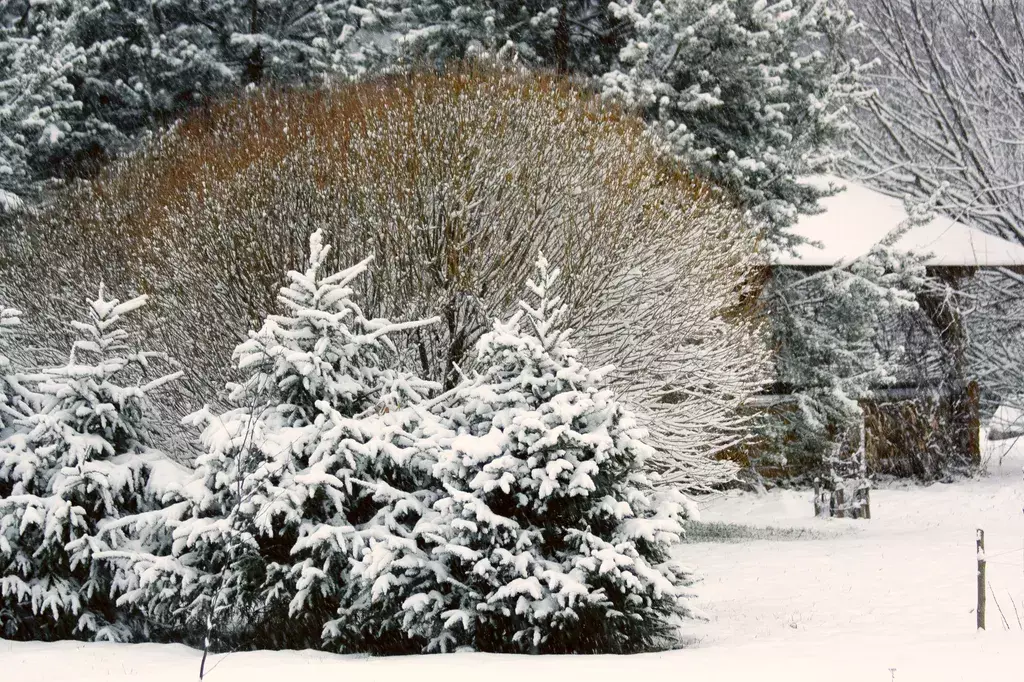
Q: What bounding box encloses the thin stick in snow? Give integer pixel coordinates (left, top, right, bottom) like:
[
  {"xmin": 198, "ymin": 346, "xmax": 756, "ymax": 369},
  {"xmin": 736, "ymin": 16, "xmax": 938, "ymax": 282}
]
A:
[
  {"xmin": 977, "ymin": 528, "xmax": 986, "ymax": 630},
  {"xmin": 989, "ymin": 582, "xmax": 1010, "ymax": 630}
]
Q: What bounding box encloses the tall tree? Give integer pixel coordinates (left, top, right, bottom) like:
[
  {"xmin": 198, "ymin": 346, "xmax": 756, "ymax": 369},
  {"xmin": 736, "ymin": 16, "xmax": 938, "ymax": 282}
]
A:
[
  {"xmin": 384, "ymin": 1, "xmax": 627, "ymax": 72},
  {"xmin": 1, "ymin": 0, "xmax": 377, "ymax": 206},
  {"xmin": 603, "ymin": 0, "xmax": 868, "ymax": 242},
  {"xmin": 0, "ymin": 3, "xmax": 87, "ymax": 209},
  {"xmin": 847, "ymin": 0, "xmax": 1024, "ymax": 429}
]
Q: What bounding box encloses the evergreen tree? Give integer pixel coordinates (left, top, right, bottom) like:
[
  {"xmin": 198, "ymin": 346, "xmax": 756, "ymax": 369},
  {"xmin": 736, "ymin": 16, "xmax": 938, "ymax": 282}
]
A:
[
  {"xmin": 0, "ymin": 286, "xmax": 183, "ymax": 641},
  {"xmin": 762, "ymin": 188, "xmax": 934, "ymax": 485},
  {"xmin": 602, "ymin": 0, "xmax": 868, "ymax": 241},
  {"xmin": 2, "ymin": 1, "xmax": 378, "ymax": 206},
  {"xmin": 0, "ymin": 306, "xmax": 32, "ymax": 429},
  {"xmin": 0, "ymin": 3, "xmax": 87, "ymax": 210},
  {"xmin": 361, "ymin": 254, "xmax": 694, "ymax": 653},
  {"xmin": 116, "ymin": 230, "xmax": 438, "ymax": 649},
  {"xmin": 768, "ymin": 245, "xmax": 926, "ymax": 460},
  {"xmin": 193, "ymin": 0, "xmax": 373, "ymax": 86},
  {"xmin": 384, "ymin": 1, "xmax": 626, "ymax": 72}
]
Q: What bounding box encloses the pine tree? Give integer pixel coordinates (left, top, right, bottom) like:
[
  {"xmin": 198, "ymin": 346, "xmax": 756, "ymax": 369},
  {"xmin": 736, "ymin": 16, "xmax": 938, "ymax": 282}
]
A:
[
  {"xmin": 117, "ymin": 230, "xmax": 438, "ymax": 650},
  {"xmin": 763, "ymin": 189, "xmax": 933, "ymax": 486},
  {"xmin": 0, "ymin": 285, "xmax": 183, "ymax": 641},
  {"xmin": 198, "ymin": 0, "xmax": 373, "ymax": 86},
  {"xmin": 0, "ymin": 4, "xmax": 87, "ymax": 210},
  {"xmin": 602, "ymin": 0, "xmax": 868, "ymax": 241},
  {"xmin": 2, "ymin": 1, "xmax": 379, "ymax": 207},
  {"xmin": 362, "ymin": 254, "xmax": 694, "ymax": 654},
  {"xmin": 0, "ymin": 306, "xmax": 32, "ymax": 430}
]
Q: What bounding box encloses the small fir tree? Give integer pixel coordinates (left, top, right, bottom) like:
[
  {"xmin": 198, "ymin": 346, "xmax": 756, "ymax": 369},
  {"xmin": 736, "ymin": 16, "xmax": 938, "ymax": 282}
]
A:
[
  {"xmin": 0, "ymin": 307, "xmax": 32, "ymax": 429},
  {"xmin": 361, "ymin": 254, "xmax": 694, "ymax": 654},
  {"xmin": 116, "ymin": 230, "xmax": 438, "ymax": 650},
  {"xmin": 0, "ymin": 286, "xmax": 182, "ymax": 641}
]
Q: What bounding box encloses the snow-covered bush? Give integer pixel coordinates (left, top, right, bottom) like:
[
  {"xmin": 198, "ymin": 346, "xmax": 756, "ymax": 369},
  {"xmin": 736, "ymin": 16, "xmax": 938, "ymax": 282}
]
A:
[
  {"xmin": 0, "ymin": 286, "xmax": 183, "ymax": 641},
  {"xmin": 360, "ymin": 255, "xmax": 695, "ymax": 654},
  {"xmin": 113, "ymin": 230, "xmax": 439, "ymax": 650},
  {"xmin": 7, "ymin": 67, "xmax": 768, "ymax": 492}
]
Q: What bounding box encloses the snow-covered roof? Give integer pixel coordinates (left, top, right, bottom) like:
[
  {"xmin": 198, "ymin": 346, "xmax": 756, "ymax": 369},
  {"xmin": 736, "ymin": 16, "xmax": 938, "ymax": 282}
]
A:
[{"xmin": 775, "ymin": 175, "xmax": 1024, "ymax": 268}]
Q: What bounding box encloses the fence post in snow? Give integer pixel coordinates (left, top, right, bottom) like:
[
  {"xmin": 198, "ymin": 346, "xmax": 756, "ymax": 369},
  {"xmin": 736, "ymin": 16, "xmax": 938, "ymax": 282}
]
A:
[
  {"xmin": 977, "ymin": 528, "xmax": 986, "ymax": 630},
  {"xmin": 813, "ymin": 476, "xmax": 825, "ymax": 517}
]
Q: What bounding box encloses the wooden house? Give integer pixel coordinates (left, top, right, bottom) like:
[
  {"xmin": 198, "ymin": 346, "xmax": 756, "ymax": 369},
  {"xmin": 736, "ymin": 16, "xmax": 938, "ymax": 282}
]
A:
[{"xmin": 758, "ymin": 176, "xmax": 1024, "ymax": 477}]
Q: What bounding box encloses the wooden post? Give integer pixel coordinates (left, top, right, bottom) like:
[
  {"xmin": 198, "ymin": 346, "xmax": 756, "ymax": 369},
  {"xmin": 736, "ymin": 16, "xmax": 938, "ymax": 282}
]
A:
[
  {"xmin": 813, "ymin": 477, "xmax": 822, "ymax": 517},
  {"xmin": 858, "ymin": 417, "xmax": 870, "ymax": 519},
  {"xmin": 967, "ymin": 380, "xmax": 981, "ymax": 468},
  {"xmin": 977, "ymin": 528, "xmax": 986, "ymax": 630}
]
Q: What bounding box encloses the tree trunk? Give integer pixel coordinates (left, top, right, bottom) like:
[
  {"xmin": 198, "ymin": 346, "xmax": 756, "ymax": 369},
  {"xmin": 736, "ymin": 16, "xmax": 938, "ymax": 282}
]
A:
[
  {"xmin": 916, "ymin": 268, "xmax": 979, "ymax": 471},
  {"xmin": 243, "ymin": 0, "xmax": 265, "ymax": 86},
  {"xmin": 554, "ymin": 0, "xmax": 571, "ymax": 73}
]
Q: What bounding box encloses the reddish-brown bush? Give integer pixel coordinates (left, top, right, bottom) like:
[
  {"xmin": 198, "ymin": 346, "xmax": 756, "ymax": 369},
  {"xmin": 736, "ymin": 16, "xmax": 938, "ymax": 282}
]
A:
[{"xmin": 3, "ymin": 65, "xmax": 766, "ymax": 489}]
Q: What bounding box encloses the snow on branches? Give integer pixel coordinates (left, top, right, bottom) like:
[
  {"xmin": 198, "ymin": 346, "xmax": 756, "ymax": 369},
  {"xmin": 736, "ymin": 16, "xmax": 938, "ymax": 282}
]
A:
[
  {"xmin": 359, "ymin": 254, "xmax": 694, "ymax": 654},
  {"xmin": 603, "ymin": 0, "xmax": 869, "ymax": 240},
  {"xmin": 112, "ymin": 230, "xmax": 440, "ymax": 650},
  {"xmin": 0, "ymin": 285, "xmax": 184, "ymax": 641},
  {"xmin": 0, "ymin": 237, "xmax": 700, "ymax": 653}
]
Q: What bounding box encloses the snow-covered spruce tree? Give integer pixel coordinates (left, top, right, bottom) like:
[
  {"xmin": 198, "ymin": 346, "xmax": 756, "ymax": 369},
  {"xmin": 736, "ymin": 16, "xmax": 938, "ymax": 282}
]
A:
[
  {"xmin": 0, "ymin": 4, "xmax": 87, "ymax": 211},
  {"xmin": 114, "ymin": 230, "xmax": 438, "ymax": 650},
  {"xmin": 0, "ymin": 286, "xmax": 182, "ymax": 641},
  {"xmin": 362, "ymin": 255, "xmax": 693, "ymax": 654},
  {"xmin": 187, "ymin": 0, "xmax": 375, "ymax": 86},
  {"xmin": 602, "ymin": 0, "xmax": 868, "ymax": 241},
  {"xmin": 2, "ymin": 0, "xmax": 380, "ymax": 209},
  {"xmin": 0, "ymin": 306, "xmax": 34, "ymax": 430}
]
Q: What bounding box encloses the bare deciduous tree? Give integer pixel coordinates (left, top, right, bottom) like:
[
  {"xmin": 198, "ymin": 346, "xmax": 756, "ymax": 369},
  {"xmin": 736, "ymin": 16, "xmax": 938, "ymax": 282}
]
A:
[{"xmin": 846, "ymin": 0, "xmax": 1024, "ymax": 418}]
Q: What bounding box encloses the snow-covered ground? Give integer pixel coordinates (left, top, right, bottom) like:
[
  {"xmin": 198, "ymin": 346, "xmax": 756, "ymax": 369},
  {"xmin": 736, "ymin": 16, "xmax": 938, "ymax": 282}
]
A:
[
  {"xmin": 675, "ymin": 434, "xmax": 1024, "ymax": 679},
  {"xmin": 5, "ymin": 437, "xmax": 1023, "ymax": 681}
]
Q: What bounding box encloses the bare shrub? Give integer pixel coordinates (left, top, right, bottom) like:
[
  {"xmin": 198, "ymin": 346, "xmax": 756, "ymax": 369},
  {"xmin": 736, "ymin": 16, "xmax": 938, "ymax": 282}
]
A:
[{"xmin": 2, "ymin": 65, "xmax": 767, "ymax": 490}]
